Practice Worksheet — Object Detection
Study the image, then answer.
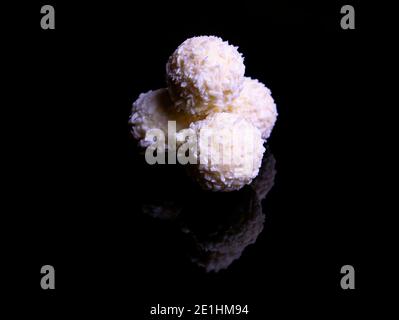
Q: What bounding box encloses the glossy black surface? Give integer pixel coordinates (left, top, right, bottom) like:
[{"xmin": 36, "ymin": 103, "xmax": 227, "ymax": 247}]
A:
[{"xmin": 4, "ymin": 1, "xmax": 385, "ymax": 318}]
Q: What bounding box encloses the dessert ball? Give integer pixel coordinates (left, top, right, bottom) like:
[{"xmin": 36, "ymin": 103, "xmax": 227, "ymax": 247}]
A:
[
  {"xmin": 230, "ymin": 77, "xmax": 278, "ymax": 140},
  {"xmin": 188, "ymin": 113, "xmax": 265, "ymax": 191},
  {"xmin": 129, "ymin": 88, "xmax": 192, "ymax": 148},
  {"xmin": 166, "ymin": 36, "xmax": 245, "ymax": 116}
]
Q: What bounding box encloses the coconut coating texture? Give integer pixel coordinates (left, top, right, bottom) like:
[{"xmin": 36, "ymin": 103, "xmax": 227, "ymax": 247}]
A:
[
  {"xmin": 230, "ymin": 77, "xmax": 278, "ymax": 140},
  {"xmin": 129, "ymin": 88, "xmax": 193, "ymax": 148},
  {"xmin": 188, "ymin": 113, "xmax": 265, "ymax": 191},
  {"xmin": 166, "ymin": 36, "xmax": 245, "ymax": 117}
]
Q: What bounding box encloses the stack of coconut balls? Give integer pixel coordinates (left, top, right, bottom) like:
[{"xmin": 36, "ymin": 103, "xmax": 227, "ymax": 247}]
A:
[{"xmin": 129, "ymin": 36, "xmax": 277, "ymax": 192}]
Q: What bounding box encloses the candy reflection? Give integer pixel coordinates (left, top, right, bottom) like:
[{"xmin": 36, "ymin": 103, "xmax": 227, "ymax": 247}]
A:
[
  {"xmin": 141, "ymin": 150, "xmax": 276, "ymax": 272},
  {"xmin": 181, "ymin": 188, "xmax": 263, "ymax": 272}
]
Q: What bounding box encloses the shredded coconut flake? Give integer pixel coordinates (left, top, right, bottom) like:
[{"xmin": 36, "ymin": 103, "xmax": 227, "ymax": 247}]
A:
[
  {"xmin": 167, "ymin": 36, "xmax": 245, "ymax": 117},
  {"xmin": 229, "ymin": 77, "xmax": 278, "ymax": 140},
  {"xmin": 188, "ymin": 113, "xmax": 265, "ymax": 191},
  {"xmin": 129, "ymin": 88, "xmax": 193, "ymax": 148}
]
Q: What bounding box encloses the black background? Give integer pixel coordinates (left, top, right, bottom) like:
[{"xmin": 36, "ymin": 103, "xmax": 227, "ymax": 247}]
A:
[{"xmin": 3, "ymin": 1, "xmax": 389, "ymax": 318}]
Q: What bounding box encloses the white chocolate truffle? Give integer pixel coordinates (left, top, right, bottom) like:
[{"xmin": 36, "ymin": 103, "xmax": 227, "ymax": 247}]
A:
[
  {"xmin": 188, "ymin": 113, "xmax": 265, "ymax": 191},
  {"xmin": 129, "ymin": 88, "xmax": 193, "ymax": 148},
  {"xmin": 166, "ymin": 36, "xmax": 245, "ymax": 116},
  {"xmin": 230, "ymin": 78, "xmax": 278, "ymax": 140}
]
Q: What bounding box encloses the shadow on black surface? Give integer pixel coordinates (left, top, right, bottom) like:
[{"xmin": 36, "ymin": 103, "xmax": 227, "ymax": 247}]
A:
[{"xmin": 138, "ymin": 149, "xmax": 276, "ymax": 272}]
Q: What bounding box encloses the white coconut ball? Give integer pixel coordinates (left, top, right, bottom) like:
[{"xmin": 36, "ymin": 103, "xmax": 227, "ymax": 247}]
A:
[
  {"xmin": 166, "ymin": 36, "xmax": 245, "ymax": 117},
  {"xmin": 129, "ymin": 88, "xmax": 193, "ymax": 148},
  {"xmin": 230, "ymin": 77, "xmax": 278, "ymax": 140},
  {"xmin": 188, "ymin": 113, "xmax": 265, "ymax": 191}
]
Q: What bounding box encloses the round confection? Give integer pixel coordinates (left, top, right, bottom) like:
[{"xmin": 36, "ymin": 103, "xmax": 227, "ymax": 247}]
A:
[
  {"xmin": 129, "ymin": 88, "xmax": 193, "ymax": 148},
  {"xmin": 188, "ymin": 112, "xmax": 265, "ymax": 192},
  {"xmin": 230, "ymin": 77, "xmax": 278, "ymax": 140},
  {"xmin": 166, "ymin": 36, "xmax": 245, "ymax": 116}
]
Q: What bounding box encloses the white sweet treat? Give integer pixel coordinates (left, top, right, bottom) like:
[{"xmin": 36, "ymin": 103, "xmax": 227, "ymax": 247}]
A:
[
  {"xmin": 230, "ymin": 77, "xmax": 278, "ymax": 140},
  {"xmin": 129, "ymin": 88, "xmax": 193, "ymax": 148},
  {"xmin": 188, "ymin": 113, "xmax": 265, "ymax": 191},
  {"xmin": 166, "ymin": 36, "xmax": 245, "ymax": 116}
]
